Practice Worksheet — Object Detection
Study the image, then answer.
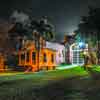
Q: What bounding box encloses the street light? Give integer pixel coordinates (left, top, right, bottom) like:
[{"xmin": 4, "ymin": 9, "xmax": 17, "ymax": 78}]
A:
[{"xmin": 78, "ymin": 42, "xmax": 86, "ymax": 49}]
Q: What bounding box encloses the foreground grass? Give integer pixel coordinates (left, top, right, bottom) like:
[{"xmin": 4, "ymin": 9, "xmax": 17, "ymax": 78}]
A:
[
  {"xmin": 0, "ymin": 67, "xmax": 89, "ymax": 100},
  {"xmin": 92, "ymin": 66, "xmax": 100, "ymax": 72},
  {"xmin": 0, "ymin": 67, "xmax": 88, "ymax": 83}
]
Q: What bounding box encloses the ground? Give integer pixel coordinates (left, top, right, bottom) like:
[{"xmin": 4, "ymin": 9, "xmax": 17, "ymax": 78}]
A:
[{"xmin": 0, "ymin": 66, "xmax": 100, "ymax": 100}]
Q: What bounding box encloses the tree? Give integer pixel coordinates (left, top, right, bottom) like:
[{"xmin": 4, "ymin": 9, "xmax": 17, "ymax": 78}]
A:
[
  {"xmin": 76, "ymin": 7, "xmax": 100, "ymax": 43},
  {"xmin": 0, "ymin": 20, "xmax": 19, "ymax": 69},
  {"xmin": 75, "ymin": 7, "xmax": 100, "ymax": 66},
  {"xmin": 9, "ymin": 11, "xmax": 55, "ymax": 71},
  {"xmin": 30, "ymin": 16, "xmax": 55, "ymax": 41},
  {"xmin": 0, "ymin": 20, "xmax": 16, "ymax": 54},
  {"xmin": 30, "ymin": 16, "xmax": 55, "ymax": 71},
  {"xmin": 10, "ymin": 12, "xmax": 55, "ymax": 50}
]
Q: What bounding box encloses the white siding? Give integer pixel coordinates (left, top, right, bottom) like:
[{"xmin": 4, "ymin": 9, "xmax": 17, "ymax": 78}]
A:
[{"xmin": 46, "ymin": 41, "xmax": 65, "ymax": 64}]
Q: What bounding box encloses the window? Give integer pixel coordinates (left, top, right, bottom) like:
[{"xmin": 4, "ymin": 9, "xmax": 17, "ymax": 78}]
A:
[
  {"xmin": 43, "ymin": 53, "xmax": 47, "ymax": 62},
  {"xmin": 26, "ymin": 52, "xmax": 30, "ymax": 62},
  {"xmin": 51, "ymin": 54, "xmax": 54, "ymax": 63},
  {"xmin": 62, "ymin": 50, "xmax": 64, "ymax": 57},
  {"xmin": 72, "ymin": 49, "xmax": 84, "ymax": 65},
  {"xmin": 59, "ymin": 53, "xmax": 61, "ymax": 57},
  {"xmin": 32, "ymin": 52, "xmax": 36, "ymax": 64},
  {"xmin": 21, "ymin": 53, "xmax": 25, "ymax": 60}
]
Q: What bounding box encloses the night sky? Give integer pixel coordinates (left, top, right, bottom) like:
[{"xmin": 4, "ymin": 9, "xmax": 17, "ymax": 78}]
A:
[{"xmin": 0, "ymin": 0, "xmax": 100, "ymax": 40}]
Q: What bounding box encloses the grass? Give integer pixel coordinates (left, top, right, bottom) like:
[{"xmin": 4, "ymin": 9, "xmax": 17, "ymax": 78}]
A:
[
  {"xmin": 0, "ymin": 66, "xmax": 88, "ymax": 86},
  {"xmin": 0, "ymin": 66, "xmax": 89, "ymax": 100},
  {"xmin": 58, "ymin": 63, "xmax": 71, "ymax": 67},
  {"xmin": 2, "ymin": 65, "xmax": 100, "ymax": 86},
  {"xmin": 0, "ymin": 65, "xmax": 100, "ymax": 100},
  {"xmin": 91, "ymin": 65, "xmax": 100, "ymax": 72}
]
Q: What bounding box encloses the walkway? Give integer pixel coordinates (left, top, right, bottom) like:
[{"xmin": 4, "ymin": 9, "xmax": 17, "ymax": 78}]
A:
[{"xmin": 56, "ymin": 64, "xmax": 80, "ymax": 70}]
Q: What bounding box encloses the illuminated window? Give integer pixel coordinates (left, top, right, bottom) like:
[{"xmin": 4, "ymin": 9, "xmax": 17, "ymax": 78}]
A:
[
  {"xmin": 21, "ymin": 53, "xmax": 25, "ymax": 60},
  {"xmin": 70, "ymin": 43, "xmax": 85, "ymax": 65},
  {"xmin": 26, "ymin": 52, "xmax": 30, "ymax": 62},
  {"xmin": 51, "ymin": 54, "xmax": 54, "ymax": 63},
  {"xmin": 72, "ymin": 50, "xmax": 84, "ymax": 64},
  {"xmin": 32, "ymin": 52, "xmax": 36, "ymax": 64},
  {"xmin": 43, "ymin": 53, "xmax": 47, "ymax": 62}
]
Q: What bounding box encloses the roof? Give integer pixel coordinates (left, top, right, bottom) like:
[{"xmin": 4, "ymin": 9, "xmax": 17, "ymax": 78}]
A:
[{"xmin": 46, "ymin": 41, "xmax": 65, "ymax": 51}]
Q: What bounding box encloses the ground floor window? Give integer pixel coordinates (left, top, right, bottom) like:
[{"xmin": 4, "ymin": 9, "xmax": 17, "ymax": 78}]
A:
[
  {"xmin": 43, "ymin": 53, "xmax": 47, "ymax": 62},
  {"xmin": 32, "ymin": 52, "xmax": 36, "ymax": 64},
  {"xmin": 26, "ymin": 52, "xmax": 30, "ymax": 62},
  {"xmin": 21, "ymin": 53, "xmax": 25, "ymax": 60},
  {"xmin": 70, "ymin": 43, "xmax": 85, "ymax": 65},
  {"xmin": 51, "ymin": 54, "xmax": 54, "ymax": 63},
  {"xmin": 72, "ymin": 50, "xmax": 84, "ymax": 65}
]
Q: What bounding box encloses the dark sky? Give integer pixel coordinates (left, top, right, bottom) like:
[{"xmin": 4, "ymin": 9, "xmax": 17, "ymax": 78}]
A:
[{"xmin": 0, "ymin": 0, "xmax": 100, "ymax": 40}]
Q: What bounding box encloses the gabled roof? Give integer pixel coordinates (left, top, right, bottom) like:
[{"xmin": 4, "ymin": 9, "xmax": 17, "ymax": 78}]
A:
[{"xmin": 46, "ymin": 41, "xmax": 65, "ymax": 51}]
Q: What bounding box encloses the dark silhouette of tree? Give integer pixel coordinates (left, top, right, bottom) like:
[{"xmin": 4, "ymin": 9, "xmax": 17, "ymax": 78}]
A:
[
  {"xmin": 76, "ymin": 7, "xmax": 100, "ymax": 43},
  {"xmin": 9, "ymin": 13, "xmax": 55, "ymax": 51},
  {"xmin": 0, "ymin": 20, "xmax": 16, "ymax": 54},
  {"xmin": 9, "ymin": 11, "xmax": 55, "ymax": 71},
  {"xmin": 30, "ymin": 16, "xmax": 55, "ymax": 71},
  {"xmin": 30, "ymin": 16, "xmax": 55, "ymax": 41},
  {"xmin": 74, "ymin": 7, "xmax": 100, "ymax": 66}
]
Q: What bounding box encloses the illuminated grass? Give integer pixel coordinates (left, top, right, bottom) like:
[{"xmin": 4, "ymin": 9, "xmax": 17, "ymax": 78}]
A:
[
  {"xmin": 58, "ymin": 63, "xmax": 71, "ymax": 67},
  {"xmin": 0, "ymin": 67, "xmax": 89, "ymax": 100},
  {"xmin": 91, "ymin": 65, "xmax": 100, "ymax": 72},
  {"xmin": 0, "ymin": 67, "xmax": 88, "ymax": 85}
]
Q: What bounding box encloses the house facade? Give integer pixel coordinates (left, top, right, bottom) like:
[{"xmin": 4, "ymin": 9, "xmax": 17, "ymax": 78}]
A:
[
  {"xmin": 18, "ymin": 40, "xmax": 56, "ymax": 72},
  {"xmin": 0, "ymin": 54, "xmax": 5, "ymax": 71},
  {"xmin": 46, "ymin": 41, "xmax": 65, "ymax": 64}
]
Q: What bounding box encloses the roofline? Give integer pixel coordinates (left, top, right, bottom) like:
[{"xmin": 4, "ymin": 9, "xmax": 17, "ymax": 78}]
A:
[
  {"xmin": 43, "ymin": 48, "xmax": 56, "ymax": 52},
  {"xmin": 46, "ymin": 40, "xmax": 65, "ymax": 46}
]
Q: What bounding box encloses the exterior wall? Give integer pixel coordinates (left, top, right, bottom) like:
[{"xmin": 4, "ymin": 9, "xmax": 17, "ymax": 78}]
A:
[
  {"xmin": 0, "ymin": 54, "xmax": 5, "ymax": 71},
  {"xmin": 46, "ymin": 42, "xmax": 65, "ymax": 64},
  {"xmin": 18, "ymin": 43, "xmax": 56, "ymax": 72},
  {"xmin": 39, "ymin": 48, "xmax": 56, "ymax": 70},
  {"xmin": 18, "ymin": 42, "xmax": 38, "ymax": 71}
]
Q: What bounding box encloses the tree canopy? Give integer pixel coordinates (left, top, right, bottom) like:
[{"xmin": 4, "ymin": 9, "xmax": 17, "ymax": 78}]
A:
[
  {"xmin": 75, "ymin": 7, "xmax": 100, "ymax": 44},
  {"xmin": 10, "ymin": 11, "xmax": 55, "ymax": 41}
]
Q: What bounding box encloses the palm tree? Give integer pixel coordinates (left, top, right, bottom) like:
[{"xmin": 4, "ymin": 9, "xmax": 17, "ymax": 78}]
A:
[
  {"xmin": 30, "ymin": 16, "xmax": 55, "ymax": 41},
  {"xmin": 10, "ymin": 13, "xmax": 55, "ymax": 71},
  {"xmin": 30, "ymin": 16, "xmax": 55, "ymax": 71}
]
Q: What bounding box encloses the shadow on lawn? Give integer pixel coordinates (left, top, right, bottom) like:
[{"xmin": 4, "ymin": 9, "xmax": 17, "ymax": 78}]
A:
[
  {"xmin": 32, "ymin": 68, "xmax": 100, "ymax": 100},
  {"xmin": 86, "ymin": 67, "xmax": 100, "ymax": 80},
  {"xmin": 1, "ymin": 67, "xmax": 100, "ymax": 100}
]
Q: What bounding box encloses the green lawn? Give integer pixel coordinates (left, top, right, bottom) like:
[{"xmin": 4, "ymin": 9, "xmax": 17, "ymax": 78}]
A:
[
  {"xmin": 91, "ymin": 66, "xmax": 100, "ymax": 72},
  {"xmin": 0, "ymin": 67, "xmax": 88, "ymax": 83},
  {"xmin": 0, "ymin": 66, "xmax": 99, "ymax": 100},
  {"xmin": 58, "ymin": 63, "xmax": 71, "ymax": 67},
  {"xmin": 0, "ymin": 66, "xmax": 100, "ymax": 86}
]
